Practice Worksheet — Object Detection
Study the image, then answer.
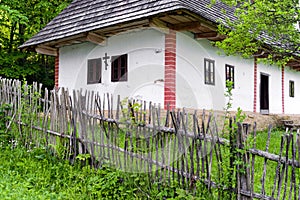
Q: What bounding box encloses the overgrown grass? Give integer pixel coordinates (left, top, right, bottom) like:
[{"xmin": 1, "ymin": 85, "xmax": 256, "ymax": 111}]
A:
[
  {"xmin": 252, "ymin": 128, "xmax": 300, "ymax": 197},
  {"xmin": 1, "ymin": 97, "xmax": 298, "ymax": 199},
  {"xmin": 0, "ymin": 141, "xmax": 217, "ymax": 200},
  {"xmin": 1, "ymin": 126, "xmax": 298, "ymax": 199}
]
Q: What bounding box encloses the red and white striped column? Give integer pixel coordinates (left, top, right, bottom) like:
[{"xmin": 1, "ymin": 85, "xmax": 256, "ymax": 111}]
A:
[
  {"xmin": 55, "ymin": 52, "xmax": 59, "ymax": 88},
  {"xmin": 281, "ymin": 65, "xmax": 285, "ymax": 114},
  {"xmin": 164, "ymin": 30, "xmax": 176, "ymax": 109},
  {"xmin": 253, "ymin": 58, "xmax": 257, "ymax": 113}
]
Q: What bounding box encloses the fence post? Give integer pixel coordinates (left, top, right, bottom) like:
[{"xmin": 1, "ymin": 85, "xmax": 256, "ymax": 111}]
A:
[
  {"xmin": 236, "ymin": 122, "xmax": 251, "ymax": 200},
  {"xmin": 228, "ymin": 118, "xmax": 235, "ymax": 199}
]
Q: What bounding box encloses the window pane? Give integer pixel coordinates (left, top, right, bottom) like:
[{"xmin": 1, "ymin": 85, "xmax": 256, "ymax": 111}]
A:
[
  {"xmin": 121, "ymin": 68, "xmax": 126, "ymax": 77},
  {"xmin": 113, "ymin": 67, "xmax": 118, "ymax": 79},
  {"xmin": 111, "ymin": 56, "xmax": 118, "ymax": 82},
  {"xmin": 96, "ymin": 59, "xmax": 101, "ymax": 83},
  {"xmin": 88, "ymin": 65, "xmax": 93, "ymax": 83},
  {"xmin": 111, "ymin": 54, "xmax": 128, "ymax": 82},
  {"xmin": 205, "ymin": 65, "xmax": 209, "ymax": 83},
  {"xmin": 204, "ymin": 59, "xmax": 215, "ymax": 85},
  {"xmin": 290, "ymin": 81, "xmax": 295, "ymax": 97},
  {"xmin": 87, "ymin": 58, "xmax": 102, "ymax": 84},
  {"xmin": 121, "ymin": 55, "xmax": 126, "ymax": 67},
  {"xmin": 225, "ymin": 64, "xmax": 234, "ymax": 88},
  {"xmin": 211, "ymin": 61, "xmax": 214, "ymax": 84}
]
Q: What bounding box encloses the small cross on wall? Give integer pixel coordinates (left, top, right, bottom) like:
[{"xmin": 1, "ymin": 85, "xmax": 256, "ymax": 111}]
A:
[{"xmin": 103, "ymin": 53, "xmax": 110, "ymax": 70}]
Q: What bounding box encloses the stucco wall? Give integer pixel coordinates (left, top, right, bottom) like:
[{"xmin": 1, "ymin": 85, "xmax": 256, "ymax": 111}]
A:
[
  {"xmin": 176, "ymin": 32, "xmax": 254, "ymax": 111},
  {"xmin": 58, "ymin": 28, "xmax": 300, "ymax": 114},
  {"xmin": 285, "ymin": 67, "xmax": 300, "ymax": 114},
  {"xmin": 255, "ymin": 63, "xmax": 300, "ymax": 114},
  {"xmin": 256, "ymin": 63, "xmax": 282, "ymax": 114},
  {"xmin": 59, "ymin": 29, "xmax": 165, "ymax": 105}
]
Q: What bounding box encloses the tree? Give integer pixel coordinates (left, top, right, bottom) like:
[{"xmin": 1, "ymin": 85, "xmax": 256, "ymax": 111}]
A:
[
  {"xmin": 0, "ymin": 0, "xmax": 72, "ymax": 88},
  {"xmin": 215, "ymin": 0, "xmax": 300, "ymax": 66}
]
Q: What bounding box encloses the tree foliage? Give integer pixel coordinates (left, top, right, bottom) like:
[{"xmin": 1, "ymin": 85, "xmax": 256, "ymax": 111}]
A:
[
  {"xmin": 0, "ymin": 0, "xmax": 72, "ymax": 88},
  {"xmin": 215, "ymin": 0, "xmax": 300, "ymax": 66}
]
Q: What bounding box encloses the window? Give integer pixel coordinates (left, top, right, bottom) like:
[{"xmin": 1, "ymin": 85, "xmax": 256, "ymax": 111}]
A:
[
  {"xmin": 87, "ymin": 58, "xmax": 102, "ymax": 84},
  {"xmin": 289, "ymin": 80, "xmax": 295, "ymax": 97},
  {"xmin": 204, "ymin": 58, "xmax": 215, "ymax": 85},
  {"xmin": 225, "ymin": 64, "xmax": 234, "ymax": 88},
  {"xmin": 111, "ymin": 54, "xmax": 128, "ymax": 82}
]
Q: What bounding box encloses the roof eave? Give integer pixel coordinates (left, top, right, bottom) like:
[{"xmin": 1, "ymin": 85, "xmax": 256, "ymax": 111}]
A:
[{"xmin": 19, "ymin": 8, "xmax": 223, "ymax": 56}]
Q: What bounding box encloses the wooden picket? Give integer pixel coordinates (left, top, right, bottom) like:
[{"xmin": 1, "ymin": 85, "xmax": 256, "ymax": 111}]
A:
[{"xmin": 1, "ymin": 77, "xmax": 300, "ymax": 199}]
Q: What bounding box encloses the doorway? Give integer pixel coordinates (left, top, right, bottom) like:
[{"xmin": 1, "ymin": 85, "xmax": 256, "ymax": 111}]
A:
[{"xmin": 260, "ymin": 73, "xmax": 269, "ymax": 114}]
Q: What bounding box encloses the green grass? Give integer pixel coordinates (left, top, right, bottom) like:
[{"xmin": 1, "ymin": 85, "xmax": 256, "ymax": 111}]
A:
[
  {"xmin": 91, "ymin": 124, "xmax": 300, "ymax": 199},
  {"xmin": 0, "ymin": 144, "xmax": 135, "ymax": 200},
  {"xmin": 0, "ymin": 141, "xmax": 217, "ymax": 200},
  {"xmin": 252, "ymin": 129, "xmax": 300, "ymax": 197},
  {"xmin": 2, "ymin": 104, "xmax": 299, "ymax": 200}
]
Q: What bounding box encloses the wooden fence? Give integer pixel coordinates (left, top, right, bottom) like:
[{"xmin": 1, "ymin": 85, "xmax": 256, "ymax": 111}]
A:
[{"xmin": 0, "ymin": 77, "xmax": 300, "ymax": 199}]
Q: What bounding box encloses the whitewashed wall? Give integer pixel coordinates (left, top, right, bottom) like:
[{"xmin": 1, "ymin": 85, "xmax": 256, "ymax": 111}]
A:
[
  {"xmin": 59, "ymin": 28, "xmax": 300, "ymax": 114},
  {"xmin": 59, "ymin": 29, "xmax": 165, "ymax": 105},
  {"xmin": 284, "ymin": 68, "xmax": 300, "ymax": 114},
  {"xmin": 176, "ymin": 32, "xmax": 254, "ymax": 111},
  {"xmin": 256, "ymin": 63, "xmax": 282, "ymax": 114}
]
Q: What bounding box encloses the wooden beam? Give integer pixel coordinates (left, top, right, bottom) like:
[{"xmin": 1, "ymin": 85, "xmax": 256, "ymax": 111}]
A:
[
  {"xmin": 253, "ymin": 50, "xmax": 269, "ymax": 58},
  {"xmin": 103, "ymin": 25, "xmax": 148, "ymax": 37},
  {"xmin": 170, "ymin": 21, "xmax": 202, "ymax": 31},
  {"xmin": 47, "ymin": 33, "xmax": 86, "ymax": 47},
  {"xmin": 287, "ymin": 61, "xmax": 300, "ymax": 67},
  {"xmin": 97, "ymin": 19, "xmax": 149, "ymax": 33},
  {"xmin": 86, "ymin": 32, "xmax": 107, "ymax": 46},
  {"xmin": 35, "ymin": 45, "xmax": 57, "ymax": 56},
  {"xmin": 181, "ymin": 10, "xmax": 217, "ymax": 31},
  {"xmin": 55, "ymin": 39, "xmax": 86, "ymax": 48},
  {"xmin": 149, "ymin": 18, "xmax": 169, "ymax": 34},
  {"xmin": 285, "ymin": 57, "xmax": 300, "ymax": 70},
  {"xmin": 290, "ymin": 67, "xmax": 300, "ymax": 72},
  {"xmin": 194, "ymin": 32, "xmax": 218, "ymax": 39}
]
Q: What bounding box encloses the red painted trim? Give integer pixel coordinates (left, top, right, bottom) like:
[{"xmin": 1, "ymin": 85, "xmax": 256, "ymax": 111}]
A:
[
  {"xmin": 164, "ymin": 30, "xmax": 176, "ymax": 109},
  {"xmin": 55, "ymin": 52, "xmax": 59, "ymax": 88},
  {"xmin": 282, "ymin": 65, "xmax": 285, "ymax": 114},
  {"xmin": 253, "ymin": 58, "xmax": 257, "ymax": 113}
]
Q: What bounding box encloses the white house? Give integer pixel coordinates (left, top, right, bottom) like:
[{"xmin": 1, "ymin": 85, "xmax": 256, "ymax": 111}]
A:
[{"xmin": 20, "ymin": 0, "xmax": 300, "ymax": 114}]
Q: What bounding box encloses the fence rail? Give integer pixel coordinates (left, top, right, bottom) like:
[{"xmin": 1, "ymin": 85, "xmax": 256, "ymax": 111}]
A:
[{"xmin": 0, "ymin": 77, "xmax": 299, "ymax": 199}]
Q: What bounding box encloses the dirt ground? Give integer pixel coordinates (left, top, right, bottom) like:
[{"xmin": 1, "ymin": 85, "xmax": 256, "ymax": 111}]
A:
[
  {"xmin": 173, "ymin": 108, "xmax": 298, "ymax": 132},
  {"xmin": 200, "ymin": 109, "xmax": 299, "ymax": 131}
]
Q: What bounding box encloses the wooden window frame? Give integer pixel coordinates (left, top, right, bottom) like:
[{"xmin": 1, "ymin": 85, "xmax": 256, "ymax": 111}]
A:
[
  {"xmin": 289, "ymin": 80, "xmax": 295, "ymax": 97},
  {"xmin": 87, "ymin": 58, "xmax": 102, "ymax": 84},
  {"xmin": 204, "ymin": 58, "xmax": 215, "ymax": 85},
  {"xmin": 225, "ymin": 64, "xmax": 235, "ymax": 88},
  {"xmin": 111, "ymin": 54, "xmax": 128, "ymax": 82}
]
